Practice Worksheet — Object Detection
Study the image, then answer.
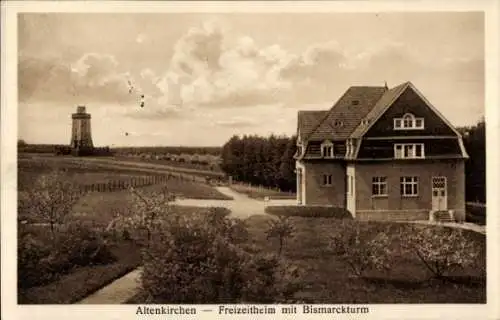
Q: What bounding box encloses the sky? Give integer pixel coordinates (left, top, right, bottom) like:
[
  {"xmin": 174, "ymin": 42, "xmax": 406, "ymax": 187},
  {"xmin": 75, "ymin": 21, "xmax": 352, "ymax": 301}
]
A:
[{"xmin": 18, "ymin": 12, "xmax": 484, "ymax": 147}]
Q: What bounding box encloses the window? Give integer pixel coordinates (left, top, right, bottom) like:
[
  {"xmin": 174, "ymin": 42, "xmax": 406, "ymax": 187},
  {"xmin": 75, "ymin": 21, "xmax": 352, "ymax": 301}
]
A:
[
  {"xmin": 361, "ymin": 119, "xmax": 369, "ymax": 125},
  {"xmin": 393, "ymin": 113, "xmax": 424, "ymax": 130},
  {"xmin": 372, "ymin": 177, "xmax": 387, "ymax": 196},
  {"xmin": 323, "ymin": 174, "xmax": 333, "ymax": 186},
  {"xmin": 321, "ymin": 141, "xmax": 334, "ymax": 158},
  {"xmin": 334, "ymin": 120, "xmax": 343, "ymax": 127},
  {"xmin": 400, "ymin": 176, "xmax": 419, "ymax": 196},
  {"xmin": 352, "ymin": 100, "xmax": 360, "ymax": 105},
  {"xmin": 394, "ymin": 143, "xmax": 424, "ymax": 159}
]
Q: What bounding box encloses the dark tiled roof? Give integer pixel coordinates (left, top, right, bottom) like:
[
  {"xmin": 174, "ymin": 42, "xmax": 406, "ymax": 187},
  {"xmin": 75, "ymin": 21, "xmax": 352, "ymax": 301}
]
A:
[
  {"xmin": 305, "ymin": 86, "xmax": 388, "ymax": 141},
  {"xmin": 350, "ymin": 82, "xmax": 410, "ymax": 138},
  {"xmin": 297, "ymin": 111, "xmax": 328, "ymax": 142}
]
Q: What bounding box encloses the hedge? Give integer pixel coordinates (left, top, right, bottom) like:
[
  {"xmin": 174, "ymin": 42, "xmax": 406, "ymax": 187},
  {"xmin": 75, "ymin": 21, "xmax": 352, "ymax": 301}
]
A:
[{"xmin": 265, "ymin": 205, "xmax": 352, "ymax": 219}]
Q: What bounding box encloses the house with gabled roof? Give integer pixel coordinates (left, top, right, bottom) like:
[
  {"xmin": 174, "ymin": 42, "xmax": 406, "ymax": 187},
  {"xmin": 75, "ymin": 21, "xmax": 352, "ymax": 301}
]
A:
[{"xmin": 295, "ymin": 81, "xmax": 469, "ymax": 222}]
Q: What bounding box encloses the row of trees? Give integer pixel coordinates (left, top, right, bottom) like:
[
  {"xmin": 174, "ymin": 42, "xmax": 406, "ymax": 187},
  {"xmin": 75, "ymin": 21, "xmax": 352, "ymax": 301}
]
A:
[
  {"xmin": 220, "ymin": 134, "xmax": 297, "ymax": 192},
  {"xmin": 458, "ymin": 119, "xmax": 486, "ymax": 203}
]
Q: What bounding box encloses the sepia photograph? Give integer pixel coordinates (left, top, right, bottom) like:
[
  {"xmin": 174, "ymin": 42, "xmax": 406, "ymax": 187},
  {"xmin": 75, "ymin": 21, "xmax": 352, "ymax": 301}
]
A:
[{"xmin": 2, "ymin": 1, "xmax": 499, "ymax": 319}]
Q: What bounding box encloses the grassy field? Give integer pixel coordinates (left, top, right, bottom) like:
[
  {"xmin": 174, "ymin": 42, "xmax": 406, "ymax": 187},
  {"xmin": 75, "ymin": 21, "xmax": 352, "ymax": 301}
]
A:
[
  {"xmin": 18, "ymin": 157, "xmax": 231, "ymax": 199},
  {"xmin": 229, "ymin": 183, "xmax": 296, "ymax": 200},
  {"xmin": 112, "ymin": 155, "xmax": 222, "ymax": 173},
  {"xmin": 243, "ymin": 215, "xmax": 486, "ymax": 303}
]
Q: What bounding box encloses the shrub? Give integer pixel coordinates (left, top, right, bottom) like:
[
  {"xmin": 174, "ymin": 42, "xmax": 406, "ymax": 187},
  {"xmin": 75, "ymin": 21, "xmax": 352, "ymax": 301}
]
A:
[
  {"xmin": 329, "ymin": 220, "xmax": 393, "ymax": 277},
  {"xmin": 265, "ymin": 205, "xmax": 352, "ymax": 219},
  {"xmin": 140, "ymin": 211, "xmax": 302, "ymax": 303},
  {"xmin": 400, "ymin": 225, "xmax": 480, "ymax": 279},
  {"xmin": 56, "ymin": 222, "xmax": 116, "ymax": 267},
  {"xmin": 265, "ymin": 215, "xmax": 295, "ymax": 255},
  {"xmin": 241, "ymin": 253, "xmax": 304, "ymax": 303},
  {"xmin": 18, "ymin": 233, "xmax": 53, "ymax": 288}
]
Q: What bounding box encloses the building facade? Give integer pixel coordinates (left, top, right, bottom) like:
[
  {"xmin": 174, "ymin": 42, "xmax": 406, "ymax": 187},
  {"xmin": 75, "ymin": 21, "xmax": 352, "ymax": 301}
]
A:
[{"xmin": 295, "ymin": 81, "xmax": 468, "ymax": 221}]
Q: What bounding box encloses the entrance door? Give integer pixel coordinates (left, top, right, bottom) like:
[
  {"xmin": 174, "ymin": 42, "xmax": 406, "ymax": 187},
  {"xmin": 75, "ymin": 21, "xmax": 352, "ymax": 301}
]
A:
[{"xmin": 432, "ymin": 176, "xmax": 447, "ymax": 211}]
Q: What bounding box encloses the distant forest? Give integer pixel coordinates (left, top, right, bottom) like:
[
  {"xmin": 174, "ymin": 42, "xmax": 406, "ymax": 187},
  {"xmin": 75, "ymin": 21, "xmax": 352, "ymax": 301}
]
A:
[{"xmin": 220, "ymin": 134, "xmax": 297, "ymax": 192}]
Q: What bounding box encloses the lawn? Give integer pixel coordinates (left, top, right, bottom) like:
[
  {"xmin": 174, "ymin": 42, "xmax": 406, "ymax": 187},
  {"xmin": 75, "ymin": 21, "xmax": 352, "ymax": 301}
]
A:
[
  {"xmin": 229, "ymin": 183, "xmax": 296, "ymax": 200},
  {"xmin": 18, "ymin": 241, "xmax": 142, "ymax": 304},
  {"xmin": 243, "ymin": 215, "xmax": 486, "ymax": 304}
]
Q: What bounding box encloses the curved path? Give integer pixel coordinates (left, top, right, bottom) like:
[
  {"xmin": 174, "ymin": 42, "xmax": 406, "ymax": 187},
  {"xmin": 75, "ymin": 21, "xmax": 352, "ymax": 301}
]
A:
[{"xmin": 175, "ymin": 186, "xmax": 296, "ymax": 219}]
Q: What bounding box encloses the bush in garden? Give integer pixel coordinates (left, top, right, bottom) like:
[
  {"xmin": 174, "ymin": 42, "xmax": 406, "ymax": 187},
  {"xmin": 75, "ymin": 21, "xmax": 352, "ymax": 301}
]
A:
[
  {"xmin": 18, "ymin": 232, "xmax": 53, "ymax": 289},
  {"xmin": 265, "ymin": 215, "xmax": 295, "ymax": 255},
  {"xmin": 55, "ymin": 222, "xmax": 116, "ymax": 267},
  {"xmin": 265, "ymin": 205, "xmax": 352, "ymax": 219},
  {"xmin": 205, "ymin": 207, "xmax": 248, "ymax": 244},
  {"xmin": 140, "ymin": 211, "xmax": 302, "ymax": 303},
  {"xmin": 18, "ymin": 222, "xmax": 117, "ymax": 289},
  {"xmin": 400, "ymin": 225, "xmax": 481, "ymax": 279},
  {"xmin": 329, "ymin": 220, "xmax": 393, "ymax": 277},
  {"xmin": 241, "ymin": 253, "xmax": 304, "ymax": 303}
]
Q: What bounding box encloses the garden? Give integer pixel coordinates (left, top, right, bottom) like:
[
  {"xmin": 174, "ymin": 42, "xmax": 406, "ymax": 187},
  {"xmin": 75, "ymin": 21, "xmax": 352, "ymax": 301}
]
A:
[
  {"xmin": 18, "ymin": 156, "xmax": 486, "ymax": 304},
  {"xmin": 17, "ymin": 157, "xmax": 231, "ymax": 304}
]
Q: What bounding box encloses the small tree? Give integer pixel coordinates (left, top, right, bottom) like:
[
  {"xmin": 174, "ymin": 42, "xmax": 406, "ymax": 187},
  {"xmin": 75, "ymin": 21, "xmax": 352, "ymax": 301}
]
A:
[
  {"xmin": 400, "ymin": 226, "xmax": 480, "ymax": 279},
  {"xmin": 126, "ymin": 184, "xmax": 174, "ymax": 247},
  {"xmin": 19, "ymin": 170, "xmax": 82, "ymax": 240},
  {"xmin": 329, "ymin": 221, "xmax": 393, "ymax": 277},
  {"xmin": 265, "ymin": 215, "xmax": 295, "ymax": 256}
]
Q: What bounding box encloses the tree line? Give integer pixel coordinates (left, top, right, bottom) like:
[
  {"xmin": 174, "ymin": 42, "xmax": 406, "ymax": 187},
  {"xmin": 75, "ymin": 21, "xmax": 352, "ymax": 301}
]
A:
[
  {"xmin": 220, "ymin": 134, "xmax": 297, "ymax": 192},
  {"xmin": 458, "ymin": 118, "xmax": 486, "ymax": 203}
]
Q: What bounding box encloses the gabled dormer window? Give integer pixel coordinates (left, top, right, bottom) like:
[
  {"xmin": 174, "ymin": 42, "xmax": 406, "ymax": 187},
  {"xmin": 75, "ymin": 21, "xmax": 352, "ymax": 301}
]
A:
[
  {"xmin": 394, "ymin": 113, "xmax": 424, "ymax": 130},
  {"xmin": 321, "ymin": 141, "xmax": 334, "ymax": 158}
]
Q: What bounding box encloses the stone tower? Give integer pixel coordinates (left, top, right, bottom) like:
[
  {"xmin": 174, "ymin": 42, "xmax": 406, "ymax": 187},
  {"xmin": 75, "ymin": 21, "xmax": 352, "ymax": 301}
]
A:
[{"xmin": 70, "ymin": 106, "xmax": 94, "ymax": 152}]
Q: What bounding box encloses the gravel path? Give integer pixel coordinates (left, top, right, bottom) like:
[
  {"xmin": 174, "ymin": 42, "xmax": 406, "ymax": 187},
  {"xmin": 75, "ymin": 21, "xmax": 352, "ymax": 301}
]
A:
[{"xmin": 175, "ymin": 186, "xmax": 296, "ymax": 219}]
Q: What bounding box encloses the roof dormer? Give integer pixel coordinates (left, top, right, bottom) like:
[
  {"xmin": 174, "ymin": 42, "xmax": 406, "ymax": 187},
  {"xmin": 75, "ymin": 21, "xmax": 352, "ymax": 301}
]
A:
[
  {"xmin": 321, "ymin": 140, "xmax": 334, "ymax": 158},
  {"xmin": 394, "ymin": 113, "xmax": 424, "ymax": 130}
]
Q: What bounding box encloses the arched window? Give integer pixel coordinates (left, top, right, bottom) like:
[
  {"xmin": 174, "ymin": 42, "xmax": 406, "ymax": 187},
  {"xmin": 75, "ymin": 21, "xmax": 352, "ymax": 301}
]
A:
[{"xmin": 394, "ymin": 113, "xmax": 424, "ymax": 130}]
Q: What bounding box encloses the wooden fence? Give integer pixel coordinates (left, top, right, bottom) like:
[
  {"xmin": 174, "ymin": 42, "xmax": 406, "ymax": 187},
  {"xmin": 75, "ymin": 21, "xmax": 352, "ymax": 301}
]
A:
[{"xmin": 77, "ymin": 172, "xmax": 212, "ymax": 195}]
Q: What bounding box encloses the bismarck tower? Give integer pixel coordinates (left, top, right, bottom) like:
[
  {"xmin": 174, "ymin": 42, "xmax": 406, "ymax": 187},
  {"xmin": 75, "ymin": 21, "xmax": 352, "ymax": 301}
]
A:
[{"xmin": 70, "ymin": 105, "xmax": 94, "ymax": 156}]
